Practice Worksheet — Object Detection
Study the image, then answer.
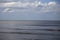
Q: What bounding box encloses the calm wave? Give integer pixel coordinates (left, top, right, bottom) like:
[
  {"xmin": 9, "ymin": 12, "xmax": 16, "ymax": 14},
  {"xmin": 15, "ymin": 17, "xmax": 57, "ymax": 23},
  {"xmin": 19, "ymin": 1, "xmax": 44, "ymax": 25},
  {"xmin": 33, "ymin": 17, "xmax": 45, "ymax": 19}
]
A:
[{"xmin": 0, "ymin": 20, "xmax": 60, "ymax": 40}]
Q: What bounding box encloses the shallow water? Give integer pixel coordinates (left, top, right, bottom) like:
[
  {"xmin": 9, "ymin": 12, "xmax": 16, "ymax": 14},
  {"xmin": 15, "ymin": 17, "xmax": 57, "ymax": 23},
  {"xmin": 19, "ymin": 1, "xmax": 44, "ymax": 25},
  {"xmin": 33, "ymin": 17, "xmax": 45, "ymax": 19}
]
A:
[{"xmin": 0, "ymin": 21, "xmax": 60, "ymax": 40}]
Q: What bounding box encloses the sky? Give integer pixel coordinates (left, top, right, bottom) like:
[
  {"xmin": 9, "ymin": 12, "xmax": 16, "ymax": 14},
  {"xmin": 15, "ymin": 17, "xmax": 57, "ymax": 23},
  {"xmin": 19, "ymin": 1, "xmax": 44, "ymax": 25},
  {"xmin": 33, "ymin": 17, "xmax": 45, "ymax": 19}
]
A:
[{"xmin": 0, "ymin": 0, "xmax": 60, "ymax": 20}]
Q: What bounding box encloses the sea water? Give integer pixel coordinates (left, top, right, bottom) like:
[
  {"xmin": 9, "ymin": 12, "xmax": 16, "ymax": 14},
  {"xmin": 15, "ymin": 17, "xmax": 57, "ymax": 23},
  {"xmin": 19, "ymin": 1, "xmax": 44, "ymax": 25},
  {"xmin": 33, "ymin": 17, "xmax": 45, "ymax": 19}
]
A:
[{"xmin": 0, "ymin": 20, "xmax": 60, "ymax": 40}]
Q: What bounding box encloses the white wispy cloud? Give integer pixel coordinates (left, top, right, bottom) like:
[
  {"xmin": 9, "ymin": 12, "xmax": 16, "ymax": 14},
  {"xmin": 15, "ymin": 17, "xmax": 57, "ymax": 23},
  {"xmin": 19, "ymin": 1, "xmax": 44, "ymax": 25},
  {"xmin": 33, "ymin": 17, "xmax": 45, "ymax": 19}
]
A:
[
  {"xmin": 0, "ymin": 1, "xmax": 56, "ymax": 8},
  {"xmin": 0, "ymin": 1, "xmax": 59, "ymax": 13},
  {"xmin": 48, "ymin": 2, "xmax": 56, "ymax": 6},
  {"xmin": 2, "ymin": 8, "xmax": 14, "ymax": 12}
]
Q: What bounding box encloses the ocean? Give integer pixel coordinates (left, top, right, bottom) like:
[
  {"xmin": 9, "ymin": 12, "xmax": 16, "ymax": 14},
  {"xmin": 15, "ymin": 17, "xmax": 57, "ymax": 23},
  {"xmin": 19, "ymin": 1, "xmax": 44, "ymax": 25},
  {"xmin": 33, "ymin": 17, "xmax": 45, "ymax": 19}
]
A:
[{"xmin": 0, "ymin": 20, "xmax": 60, "ymax": 40}]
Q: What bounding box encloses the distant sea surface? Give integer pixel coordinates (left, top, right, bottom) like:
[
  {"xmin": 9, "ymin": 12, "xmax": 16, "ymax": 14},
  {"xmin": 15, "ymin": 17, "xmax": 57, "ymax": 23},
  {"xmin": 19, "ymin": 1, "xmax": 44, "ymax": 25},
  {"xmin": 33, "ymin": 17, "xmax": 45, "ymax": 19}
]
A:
[{"xmin": 0, "ymin": 20, "xmax": 60, "ymax": 40}]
